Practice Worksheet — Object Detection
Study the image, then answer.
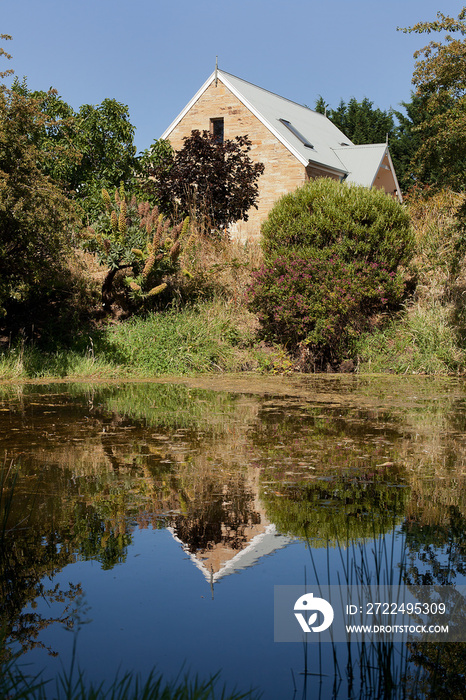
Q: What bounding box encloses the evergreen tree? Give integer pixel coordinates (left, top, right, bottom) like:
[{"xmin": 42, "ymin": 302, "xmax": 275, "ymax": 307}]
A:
[{"xmin": 315, "ymin": 95, "xmax": 394, "ymax": 145}]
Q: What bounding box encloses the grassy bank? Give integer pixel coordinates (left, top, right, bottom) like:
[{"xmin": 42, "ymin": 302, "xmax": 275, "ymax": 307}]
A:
[
  {"xmin": 0, "ymin": 300, "xmax": 278, "ymax": 380},
  {"xmin": 355, "ymin": 189, "xmax": 466, "ymax": 376}
]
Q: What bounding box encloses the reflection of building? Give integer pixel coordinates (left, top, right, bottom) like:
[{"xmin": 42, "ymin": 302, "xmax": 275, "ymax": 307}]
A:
[
  {"xmin": 167, "ymin": 522, "xmax": 292, "ymax": 586},
  {"xmin": 166, "ymin": 464, "xmax": 293, "ymax": 588}
]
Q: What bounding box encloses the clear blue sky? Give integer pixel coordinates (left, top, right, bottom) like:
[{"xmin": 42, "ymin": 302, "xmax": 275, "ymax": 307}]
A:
[{"xmin": 2, "ymin": 0, "xmax": 463, "ymax": 153}]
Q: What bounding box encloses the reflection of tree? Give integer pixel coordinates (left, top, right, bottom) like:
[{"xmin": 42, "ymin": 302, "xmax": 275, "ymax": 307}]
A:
[
  {"xmin": 70, "ymin": 502, "xmax": 133, "ymax": 570},
  {"xmin": 407, "ymin": 642, "xmax": 466, "ymax": 700},
  {"xmin": 261, "ymin": 470, "xmax": 408, "ymax": 543},
  {"xmin": 401, "ymin": 506, "xmax": 466, "ymax": 699},
  {"xmin": 403, "ymin": 505, "xmax": 466, "ymax": 585},
  {"xmin": 170, "ymin": 478, "xmax": 261, "ymax": 554},
  {"xmin": 0, "ymin": 553, "xmax": 81, "ymax": 662},
  {"xmin": 0, "ymin": 461, "xmax": 134, "ymax": 659},
  {"xmin": 0, "ymin": 464, "xmax": 81, "ymax": 660}
]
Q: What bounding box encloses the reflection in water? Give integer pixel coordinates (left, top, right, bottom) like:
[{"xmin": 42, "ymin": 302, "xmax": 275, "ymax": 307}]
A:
[{"xmin": 1, "ymin": 377, "xmax": 466, "ymax": 697}]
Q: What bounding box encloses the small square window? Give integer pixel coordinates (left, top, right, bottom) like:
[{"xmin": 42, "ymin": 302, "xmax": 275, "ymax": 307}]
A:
[{"xmin": 210, "ymin": 118, "xmax": 224, "ymax": 144}]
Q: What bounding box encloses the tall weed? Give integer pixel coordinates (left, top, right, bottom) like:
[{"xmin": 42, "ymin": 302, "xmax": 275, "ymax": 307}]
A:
[
  {"xmin": 406, "ymin": 188, "xmax": 466, "ymax": 303},
  {"xmin": 176, "ymin": 230, "xmax": 262, "ymax": 304}
]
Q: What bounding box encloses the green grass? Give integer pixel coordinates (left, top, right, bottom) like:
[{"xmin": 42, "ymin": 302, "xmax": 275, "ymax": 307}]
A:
[
  {"xmin": 355, "ymin": 303, "xmax": 466, "ymax": 375},
  {"xmin": 0, "ymin": 650, "xmax": 260, "ymax": 700},
  {"xmin": 0, "ymin": 301, "xmax": 267, "ymax": 380},
  {"xmin": 108, "ymin": 300, "xmax": 254, "ymax": 375}
]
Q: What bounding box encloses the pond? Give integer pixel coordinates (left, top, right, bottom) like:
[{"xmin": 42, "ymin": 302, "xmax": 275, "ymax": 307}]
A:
[{"xmin": 1, "ymin": 375, "xmax": 466, "ymax": 699}]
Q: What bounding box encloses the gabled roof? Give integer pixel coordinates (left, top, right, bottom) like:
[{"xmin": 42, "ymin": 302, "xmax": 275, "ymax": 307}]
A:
[
  {"xmin": 162, "ymin": 69, "xmax": 400, "ymax": 197},
  {"xmin": 162, "ymin": 69, "xmax": 352, "ymax": 175},
  {"xmin": 334, "ymin": 143, "xmax": 390, "ymax": 187}
]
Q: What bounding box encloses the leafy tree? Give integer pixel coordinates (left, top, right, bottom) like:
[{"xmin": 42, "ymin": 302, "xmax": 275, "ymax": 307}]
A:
[
  {"xmin": 74, "ymin": 99, "xmax": 137, "ymax": 207},
  {"xmin": 315, "ymin": 95, "xmax": 395, "ymax": 145},
  {"xmin": 313, "ymin": 95, "xmax": 423, "ymax": 191},
  {"xmin": 11, "ymin": 79, "xmax": 80, "ymax": 189},
  {"xmin": 10, "ymin": 80, "xmax": 138, "ymax": 218},
  {"xmin": 142, "ymin": 130, "xmax": 264, "ymax": 232},
  {"xmin": 399, "ymin": 7, "xmax": 466, "ymax": 190},
  {"xmin": 390, "ymin": 92, "xmax": 431, "ymax": 191},
  {"xmin": 0, "ymin": 73, "xmax": 78, "ymax": 316},
  {"xmin": 0, "ymin": 34, "xmax": 13, "ymax": 87},
  {"xmin": 136, "ymin": 137, "xmax": 175, "ymax": 209}
]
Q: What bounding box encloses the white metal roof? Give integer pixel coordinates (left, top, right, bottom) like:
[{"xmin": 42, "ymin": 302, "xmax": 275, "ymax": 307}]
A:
[
  {"xmin": 333, "ymin": 143, "xmax": 388, "ymax": 187},
  {"xmin": 162, "ymin": 69, "xmax": 396, "ymax": 190},
  {"xmin": 220, "ymin": 71, "xmax": 351, "ymax": 174}
]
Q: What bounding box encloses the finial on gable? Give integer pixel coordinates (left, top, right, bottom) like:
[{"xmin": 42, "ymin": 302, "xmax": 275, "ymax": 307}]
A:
[{"xmin": 215, "ymin": 56, "xmax": 218, "ymax": 87}]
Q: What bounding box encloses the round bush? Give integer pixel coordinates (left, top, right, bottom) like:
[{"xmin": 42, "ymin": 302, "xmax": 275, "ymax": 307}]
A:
[
  {"xmin": 248, "ymin": 253, "xmax": 404, "ymax": 367},
  {"xmin": 250, "ymin": 179, "xmax": 414, "ymax": 368},
  {"xmin": 261, "ymin": 178, "xmax": 414, "ymax": 272}
]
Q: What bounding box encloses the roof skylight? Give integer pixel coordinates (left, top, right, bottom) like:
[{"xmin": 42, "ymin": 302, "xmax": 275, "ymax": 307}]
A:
[{"xmin": 279, "ymin": 119, "xmax": 314, "ymax": 149}]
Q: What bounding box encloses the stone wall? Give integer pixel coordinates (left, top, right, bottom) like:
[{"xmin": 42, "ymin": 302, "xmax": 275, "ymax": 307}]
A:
[{"xmin": 167, "ymin": 78, "xmax": 307, "ymax": 241}]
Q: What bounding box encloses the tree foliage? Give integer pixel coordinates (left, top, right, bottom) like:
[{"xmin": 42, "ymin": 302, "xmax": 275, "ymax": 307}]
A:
[
  {"xmin": 399, "ymin": 7, "xmax": 466, "ymax": 190},
  {"xmin": 315, "ymin": 96, "xmax": 394, "ymax": 145},
  {"xmin": 10, "ymin": 81, "xmax": 138, "ymax": 218},
  {"xmin": 0, "ymin": 34, "xmax": 13, "ymax": 86},
  {"xmin": 141, "ymin": 130, "xmax": 264, "ymax": 231},
  {"xmin": 0, "ymin": 80, "xmax": 78, "ymax": 316},
  {"xmin": 11, "ymin": 79, "xmax": 80, "ymax": 188},
  {"xmin": 74, "ymin": 99, "xmax": 137, "ymax": 204},
  {"xmin": 389, "ymin": 93, "xmax": 433, "ymax": 192}
]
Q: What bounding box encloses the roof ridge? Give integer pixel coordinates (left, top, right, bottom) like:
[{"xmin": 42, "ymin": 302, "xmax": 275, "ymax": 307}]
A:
[{"xmin": 333, "ymin": 143, "xmax": 387, "ymax": 150}]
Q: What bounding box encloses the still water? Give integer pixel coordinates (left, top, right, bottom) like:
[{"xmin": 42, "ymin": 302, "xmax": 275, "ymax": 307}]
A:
[{"xmin": 1, "ymin": 375, "xmax": 466, "ymax": 699}]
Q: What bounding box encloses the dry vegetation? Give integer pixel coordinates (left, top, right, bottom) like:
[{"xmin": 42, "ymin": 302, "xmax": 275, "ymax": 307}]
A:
[{"xmin": 356, "ymin": 188, "xmax": 466, "ymax": 374}]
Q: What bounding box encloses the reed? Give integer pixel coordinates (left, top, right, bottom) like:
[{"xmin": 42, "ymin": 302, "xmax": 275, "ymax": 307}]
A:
[
  {"xmin": 0, "ymin": 650, "xmax": 261, "ymax": 700},
  {"xmin": 297, "ymin": 520, "xmax": 425, "ymax": 699}
]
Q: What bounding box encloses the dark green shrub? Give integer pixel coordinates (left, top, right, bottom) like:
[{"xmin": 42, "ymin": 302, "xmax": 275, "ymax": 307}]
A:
[
  {"xmin": 261, "ymin": 178, "xmax": 414, "ymax": 271},
  {"xmin": 248, "ymin": 253, "xmax": 404, "ymax": 367}
]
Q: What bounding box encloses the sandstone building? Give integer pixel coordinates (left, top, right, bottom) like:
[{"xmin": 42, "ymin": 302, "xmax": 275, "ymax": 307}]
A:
[{"xmin": 161, "ymin": 69, "xmax": 401, "ymax": 240}]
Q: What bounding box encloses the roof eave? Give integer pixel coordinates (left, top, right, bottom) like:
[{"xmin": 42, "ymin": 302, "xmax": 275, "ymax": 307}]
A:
[{"xmin": 307, "ymin": 158, "xmax": 348, "ymax": 178}]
